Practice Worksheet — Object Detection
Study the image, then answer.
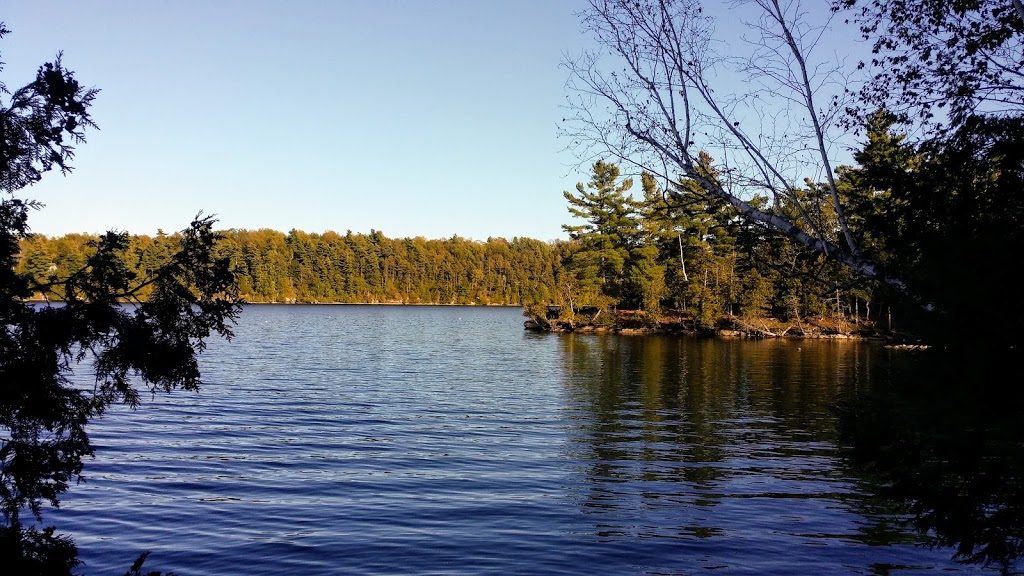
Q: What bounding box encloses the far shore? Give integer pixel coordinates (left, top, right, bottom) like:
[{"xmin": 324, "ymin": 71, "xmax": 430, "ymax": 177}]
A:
[
  {"xmin": 24, "ymin": 296, "xmax": 522, "ymax": 307},
  {"xmin": 25, "ymin": 296, "xmax": 927, "ymax": 347},
  {"xmin": 242, "ymin": 301, "xmax": 522, "ymax": 307}
]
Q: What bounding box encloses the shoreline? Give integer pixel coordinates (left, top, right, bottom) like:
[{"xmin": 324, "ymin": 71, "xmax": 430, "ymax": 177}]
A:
[
  {"xmin": 24, "ymin": 297, "xmax": 522, "ymax": 308},
  {"xmin": 26, "ymin": 297, "xmax": 925, "ymax": 346},
  {"xmin": 241, "ymin": 301, "xmax": 522, "ymax": 307},
  {"xmin": 523, "ymin": 310, "xmax": 928, "ymax": 346},
  {"xmin": 523, "ymin": 321, "xmax": 872, "ymax": 340}
]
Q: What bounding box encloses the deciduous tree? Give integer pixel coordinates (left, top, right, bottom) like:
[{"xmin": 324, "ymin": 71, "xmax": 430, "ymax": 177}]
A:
[
  {"xmin": 563, "ymin": 0, "xmax": 890, "ymax": 288},
  {"xmin": 837, "ymin": 0, "xmax": 1024, "ymax": 131}
]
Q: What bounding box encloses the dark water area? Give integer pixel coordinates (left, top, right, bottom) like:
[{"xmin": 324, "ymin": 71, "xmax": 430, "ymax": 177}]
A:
[{"xmin": 51, "ymin": 305, "xmax": 1019, "ymax": 574}]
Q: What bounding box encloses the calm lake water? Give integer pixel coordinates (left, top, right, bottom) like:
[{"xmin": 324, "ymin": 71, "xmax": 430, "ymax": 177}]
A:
[{"xmin": 51, "ymin": 305, "xmax": 1014, "ymax": 574}]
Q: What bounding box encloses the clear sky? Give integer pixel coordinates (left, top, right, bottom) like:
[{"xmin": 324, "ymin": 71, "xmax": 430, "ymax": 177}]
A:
[
  {"xmin": 3, "ymin": 1, "xmax": 594, "ymax": 241},
  {"xmin": 3, "ymin": 1, "xmax": 867, "ymax": 242}
]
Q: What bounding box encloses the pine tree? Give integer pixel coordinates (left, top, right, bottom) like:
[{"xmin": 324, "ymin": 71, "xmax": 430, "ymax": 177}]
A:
[{"xmin": 561, "ymin": 160, "xmax": 641, "ymax": 309}]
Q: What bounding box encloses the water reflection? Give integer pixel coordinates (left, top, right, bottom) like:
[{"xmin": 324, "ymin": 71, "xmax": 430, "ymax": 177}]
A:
[
  {"xmin": 838, "ymin": 350, "xmax": 1024, "ymax": 571},
  {"xmin": 556, "ymin": 334, "xmax": 1005, "ymax": 572}
]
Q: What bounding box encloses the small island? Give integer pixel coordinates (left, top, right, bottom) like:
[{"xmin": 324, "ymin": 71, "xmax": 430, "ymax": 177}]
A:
[{"xmin": 523, "ymin": 304, "xmax": 884, "ymax": 340}]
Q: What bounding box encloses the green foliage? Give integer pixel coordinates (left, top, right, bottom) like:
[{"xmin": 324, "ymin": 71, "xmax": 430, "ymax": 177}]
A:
[
  {"xmin": 562, "ymin": 160, "xmax": 640, "ymax": 306},
  {"xmin": 521, "ymin": 302, "xmax": 551, "ymax": 327},
  {"xmin": 0, "ymin": 524, "xmax": 78, "ymax": 575},
  {"xmin": 1, "ymin": 25, "xmax": 240, "ymax": 573},
  {"xmin": 561, "ymin": 160, "xmax": 686, "ymax": 313},
  {"xmin": 627, "ymin": 242, "xmax": 665, "ymax": 315},
  {"xmin": 843, "ymin": 113, "xmax": 1024, "ymax": 348},
  {"xmin": 838, "ymin": 0, "xmax": 1024, "ymax": 130},
  {"xmin": 738, "ymin": 269, "xmax": 773, "ymax": 319},
  {"xmin": 552, "ymin": 156, "xmax": 882, "ymax": 329},
  {"xmin": 20, "ymin": 229, "xmax": 568, "ymax": 307},
  {"xmin": 0, "ymin": 24, "xmax": 98, "ymax": 193}
]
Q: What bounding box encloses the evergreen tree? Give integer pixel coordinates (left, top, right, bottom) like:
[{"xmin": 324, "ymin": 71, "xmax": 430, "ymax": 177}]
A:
[
  {"xmin": 842, "ymin": 113, "xmax": 1024, "ymax": 348},
  {"xmin": 1, "ymin": 24, "xmax": 240, "ymax": 573},
  {"xmin": 561, "ymin": 160, "xmax": 641, "ymax": 309},
  {"xmin": 638, "ymin": 153, "xmax": 745, "ymax": 323}
]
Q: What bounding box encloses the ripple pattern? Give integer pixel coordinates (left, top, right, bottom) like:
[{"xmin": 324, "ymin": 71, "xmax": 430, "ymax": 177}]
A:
[{"xmin": 50, "ymin": 305, "xmax": 996, "ymax": 574}]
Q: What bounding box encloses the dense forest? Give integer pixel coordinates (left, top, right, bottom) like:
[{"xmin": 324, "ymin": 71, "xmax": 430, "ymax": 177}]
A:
[
  {"xmin": 15, "ymin": 124, "xmax": 930, "ymax": 333},
  {"xmin": 16, "ymin": 104, "xmax": 1019, "ymax": 344},
  {"xmin": 15, "ymin": 214, "xmax": 882, "ymax": 327},
  {"xmin": 15, "ymin": 117, "xmax": 967, "ymax": 333},
  {"xmin": 550, "ymin": 155, "xmax": 873, "ymax": 328},
  {"xmin": 16, "ymin": 144, "xmax": 892, "ymax": 330},
  {"xmin": 16, "ymin": 229, "xmax": 566, "ymax": 306},
  {"xmin": 15, "ymin": 1, "xmax": 1022, "ymax": 345}
]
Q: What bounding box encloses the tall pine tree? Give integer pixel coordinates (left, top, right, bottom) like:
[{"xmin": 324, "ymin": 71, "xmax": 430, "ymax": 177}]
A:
[{"xmin": 562, "ymin": 160, "xmax": 640, "ymax": 309}]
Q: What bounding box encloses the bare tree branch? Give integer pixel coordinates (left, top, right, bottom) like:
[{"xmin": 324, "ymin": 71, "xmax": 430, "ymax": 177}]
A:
[{"xmin": 562, "ymin": 0, "xmax": 904, "ymax": 291}]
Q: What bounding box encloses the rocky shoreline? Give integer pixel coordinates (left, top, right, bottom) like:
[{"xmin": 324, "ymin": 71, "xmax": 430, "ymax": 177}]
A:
[{"xmin": 523, "ymin": 308, "xmax": 928, "ymax": 347}]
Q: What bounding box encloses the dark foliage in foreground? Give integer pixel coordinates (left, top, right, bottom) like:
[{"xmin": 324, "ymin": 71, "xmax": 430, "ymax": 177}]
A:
[{"xmin": 1, "ymin": 22, "xmax": 240, "ymax": 574}]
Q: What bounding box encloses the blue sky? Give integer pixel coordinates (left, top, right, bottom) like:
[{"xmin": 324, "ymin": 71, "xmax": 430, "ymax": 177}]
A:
[
  {"xmin": 3, "ymin": 1, "xmax": 866, "ymax": 242},
  {"xmin": 3, "ymin": 1, "xmax": 595, "ymax": 241}
]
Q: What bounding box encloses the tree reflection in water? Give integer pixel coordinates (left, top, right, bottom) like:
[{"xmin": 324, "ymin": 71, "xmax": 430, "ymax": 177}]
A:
[
  {"xmin": 556, "ymin": 333, "xmax": 1022, "ymax": 573},
  {"xmin": 838, "ymin": 349, "xmax": 1024, "ymax": 572}
]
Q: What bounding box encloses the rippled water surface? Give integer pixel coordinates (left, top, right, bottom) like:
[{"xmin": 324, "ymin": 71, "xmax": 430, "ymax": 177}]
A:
[{"xmin": 53, "ymin": 305, "xmax": 1002, "ymax": 574}]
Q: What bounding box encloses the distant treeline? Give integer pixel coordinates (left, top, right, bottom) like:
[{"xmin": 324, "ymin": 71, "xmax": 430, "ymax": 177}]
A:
[
  {"xmin": 18, "ymin": 222, "xmax": 884, "ymax": 325},
  {"xmin": 17, "ymin": 229, "xmax": 566, "ymax": 305}
]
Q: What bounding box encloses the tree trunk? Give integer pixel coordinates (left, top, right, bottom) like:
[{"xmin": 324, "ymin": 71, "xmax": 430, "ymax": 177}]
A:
[{"xmin": 677, "ymin": 233, "xmax": 688, "ymax": 282}]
